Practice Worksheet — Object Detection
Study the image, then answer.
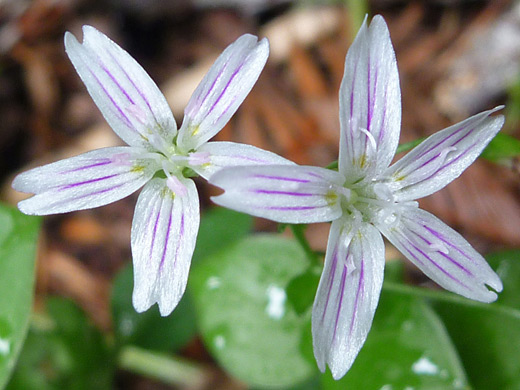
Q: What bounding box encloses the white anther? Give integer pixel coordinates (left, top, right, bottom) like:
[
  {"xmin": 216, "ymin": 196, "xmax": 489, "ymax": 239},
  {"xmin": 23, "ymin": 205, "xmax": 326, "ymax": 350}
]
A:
[
  {"xmin": 428, "ymin": 242, "xmax": 450, "ymax": 254},
  {"xmin": 188, "ymin": 152, "xmax": 211, "ymax": 166},
  {"xmin": 166, "ymin": 175, "xmax": 187, "ymax": 197},
  {"xmin": 111, "ymin": 152, "xmax": 132, "ymax": 166},
  {"xmin": 127, "ymin": 103, "xmax": 148, "ymax": 125}
]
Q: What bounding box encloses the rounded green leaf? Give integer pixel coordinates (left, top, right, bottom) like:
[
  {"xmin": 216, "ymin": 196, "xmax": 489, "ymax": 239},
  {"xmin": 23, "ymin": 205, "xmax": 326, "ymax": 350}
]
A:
[
  {"xmin": 6, "ymin": 298, "xmax": 113, "ymax": 390},
  {"xmin": 111, "ymin": 263, "xmax": 196, "ymax": 352},
  {"xmin": 192, "ymin": 207, "xmax": 253, "ymax": 264},
  {"xmin": 322, "ymin": 289, "xmax": 469, "ymax": 390},
  {"xmin": 434, "ymin": 250, "xmax": 520, "ymax": 390},
  {"xmin": 0, "ymin": 204, "xmax": 40, "ymax": 388},
  {"xmin": 190, "ymin": 234, "xmax": 316, "ymax": 388}
]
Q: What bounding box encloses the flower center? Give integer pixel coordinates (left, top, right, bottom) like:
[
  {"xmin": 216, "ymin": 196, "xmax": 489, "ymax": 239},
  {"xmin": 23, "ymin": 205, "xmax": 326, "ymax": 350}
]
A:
[{"xmin": 335, "ymin": 180, "xmax": 418, "ymax": 228}]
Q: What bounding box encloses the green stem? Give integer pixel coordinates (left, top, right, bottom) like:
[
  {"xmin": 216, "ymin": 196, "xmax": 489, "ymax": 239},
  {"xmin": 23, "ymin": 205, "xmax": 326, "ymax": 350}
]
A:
[
  {"xmin": 118, "ymin": 345, "xmax": 209, "ymax": 388},
  {"xmin": 290, "ymin": 224, "xmax": 320, "ymax": 265},
  {"xmin": 383, "ymin": 282, "xmax": 520, "ymax": 321}
]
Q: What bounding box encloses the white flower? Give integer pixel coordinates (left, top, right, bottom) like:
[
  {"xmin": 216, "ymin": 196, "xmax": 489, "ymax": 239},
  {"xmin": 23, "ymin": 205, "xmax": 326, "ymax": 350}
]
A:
[
  {"xmin": 210, "ymin": 15, "xmax": 504, "ymax": 379},
  {"xmin": 12, "ymin": 26, "xmax": 290, "ymax": 316}
]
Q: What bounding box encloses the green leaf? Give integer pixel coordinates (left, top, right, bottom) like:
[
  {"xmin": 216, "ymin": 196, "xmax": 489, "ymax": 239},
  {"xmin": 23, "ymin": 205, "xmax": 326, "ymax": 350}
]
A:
[
  {"xmin": 433, "ymin": 250, "xmax": 520, "ymax": 390},
  {"xmin": 6, "ymin": 298, "xmax": 113, "ymax": 390},
  {"xmin": 110, "ymin": 208, "xmax": 251, "ymax": 352},
  {"xmin": 0, "ymin": 204, "xmax": 40, "ymax": 389},
  {"xmin": 396, "ymin": 137, "xmax": 425, "ymax": 154},
  {"xmin": 286, "ymin": 267, "xmax": 321, "ymax": 315},
  {"xmin": 322, "ymin": 288, "xmax": 469, "ymax": 390},
  {"xmin": 190, "ymin": 234, "xmax": 316, "ymax": 388},
  {"xmin": 111, "ymin": 263, "xmax": 196, "ymax": 352},
  {"xmin": 192, "ymin": 207, "xmax": 253, "ymax": 263},
  {"xmin": 480, "ymin": 133, "xmax": 520, "ymax": 165}
]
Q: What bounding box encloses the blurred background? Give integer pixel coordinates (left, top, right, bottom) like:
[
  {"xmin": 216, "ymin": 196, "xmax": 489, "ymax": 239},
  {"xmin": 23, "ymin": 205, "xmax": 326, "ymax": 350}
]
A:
[{"xmin": 0, "ymin": 0, "xmax": 519, "ymax": 389}]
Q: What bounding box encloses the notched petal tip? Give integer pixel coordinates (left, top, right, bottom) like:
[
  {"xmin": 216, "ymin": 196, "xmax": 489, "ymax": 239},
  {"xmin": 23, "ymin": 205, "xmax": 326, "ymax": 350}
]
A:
[
  {"xmin": 312, "ymin": 222, "xmax": 385, "ymax": 380},
  {"xmin": 338, "ymin": 13, "xmax": 401, "ymax": 181},
  {"xmin": 178, "ymin": 32, "xmax": 270, "ymax": 151},
  {"xmin": 131, "ymin": 178, "xmax": 199, "ymax": 317}
]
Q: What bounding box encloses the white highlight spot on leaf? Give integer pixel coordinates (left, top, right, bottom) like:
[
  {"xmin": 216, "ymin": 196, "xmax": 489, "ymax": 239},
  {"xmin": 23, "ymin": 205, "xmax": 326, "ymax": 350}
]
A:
[
  {"xmin": 0, "ymin": 337, "xmax": 10, "ymax": 356},
  {"xmin": 412, "ymin": 356, "xmax": 439, "ymax": 376},
  {"xmin": 120, "ymin": 316, "xmax": 135, "ymax": 337},
  {"xmin": 214, "ymin": 334, "xmax": 226, "ymax": 349},
  {"xmin": 265, "ymin": 285, "xmax": 286, "ymax": 320},
  {"xmin": 452, "ymin": 378, "xmax": 466, "ymax": 389},
  {"xmin": 401, "ymin": 319, "xmax": 414, "ymax": 332},
  {"xmin": 207, "ymin": 276, "xmax": 221, "ymax": 290}
]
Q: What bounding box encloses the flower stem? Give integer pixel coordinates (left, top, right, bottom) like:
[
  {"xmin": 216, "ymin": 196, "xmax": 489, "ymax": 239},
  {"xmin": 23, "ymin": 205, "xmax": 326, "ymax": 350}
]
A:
[
  {"xmin": 383, "ymin": 281, "xmax": 520, "ymax": 321},
  {"xmin": 290, "ymin": 224, "xmax": 320, "ymax": 265},
  {"xmin": 118, "ymin": 345, "xmax": 210, "ymax": 388}
]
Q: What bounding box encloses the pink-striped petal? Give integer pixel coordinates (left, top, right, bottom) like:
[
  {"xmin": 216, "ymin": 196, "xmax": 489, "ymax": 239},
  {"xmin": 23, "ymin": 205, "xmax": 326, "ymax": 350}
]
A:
[
  {"xmin": 12, "ymin": 147, "xmax": 156, "ymax": 215},
  {"xmin": 131, "ymin": 177, "xmax": 200, "ymax": 316},
  {"xmin": 177, "ymin": 34, "xmax": 269, "ymax": 151},
  {"xmin": 65, "ymin": 26, "xmax": 177, "ymax": 151},
  {"xmin": 378, "ymin": 206, "xmax": 502, "ymax": 302},
  {"xmin": 210, "ymin": 165, "xmax": 344, "ymax": 224},
  {"xmin": 386, "ymin": 107, "xmax": 504, "ymax": 201},
  {"xmin": 338, "ymin": 15, "xmax": 401, "ymax": 183},
  {"xmin": 312, "ymin": 219, "xmax": 385, "ymax": 379},
  {"xmin": 191, "ymin": 141, "xmax": 294, "ymax": 179}
]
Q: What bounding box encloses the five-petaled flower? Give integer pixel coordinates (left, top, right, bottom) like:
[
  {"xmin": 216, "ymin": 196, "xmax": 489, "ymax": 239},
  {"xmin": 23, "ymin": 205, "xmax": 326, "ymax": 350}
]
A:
[
  {"xmin": 210, "ymin": 15, "xmax": 504, "ymax": 379},
  {"xmin": 12, "ymin": 26, "xmax": 289, "ymax": 316}
]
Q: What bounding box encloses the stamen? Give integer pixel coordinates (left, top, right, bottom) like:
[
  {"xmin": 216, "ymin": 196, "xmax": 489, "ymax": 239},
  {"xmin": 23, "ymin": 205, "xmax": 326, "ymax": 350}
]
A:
[
  {"xmin": 373, "ymin": 182, "xmax": 394, "ymax": 203},
  {"xmin": 342, "ymin": 208, "xmax": 363, "ymax": 275},
  {"xmin": 429, "ymin": 146, "xmax": 457, "ymax": 174},
  {"xmin": 398, "ymin": 146, "xmax": 458, "ymax": 183},
  {"xmin": 404, "ymin": 217, "xmax": 451, "ymax": 255},
  {"xmin": 359, "ymin": 127, "xmax": 377, "ymax": 152}
]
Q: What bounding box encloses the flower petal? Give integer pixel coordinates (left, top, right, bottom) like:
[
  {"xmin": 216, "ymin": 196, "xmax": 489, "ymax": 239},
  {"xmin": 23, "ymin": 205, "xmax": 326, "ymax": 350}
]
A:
[
  {"xmin": 386, "ymin": 107, "xmax": 504, "ymax": 201},
  {"xmin": 177, "ymin": 34, "xmax": 269, "ymax": 151},
  {"xmin": 210, "ymin": 165, "xmax": 344, "ymax": 224},
  {"xmin": 338, "ymin": 15, "xmax": 401, "ymax": 182},
  {"xmin": 12, "ymin": 147, "xmax": 156, "ymax": 215},
  {"xmin": 65, "ymin": 26, "xmax": 177, "ymax": 150},
  {"xmin": 191, "ymin": 141, "xmax": 294, "ymax": 179},
  {"xmin": 131, "ymin": 177, "xmax": 200, "ymax": 316},
  {"xmin": 312, "ymin": 219, "xmax": 385, "ymax": 379},
  {"xmin": 378, "ymin": 206, "xmax": 502, "ymax": 302}
]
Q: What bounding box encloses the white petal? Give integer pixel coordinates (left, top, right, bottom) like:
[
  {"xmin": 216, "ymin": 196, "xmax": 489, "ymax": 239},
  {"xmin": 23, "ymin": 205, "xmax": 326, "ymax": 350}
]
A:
[
  {"xmin": 177, "ymin": 34, "xmax": 269, "ymax": 151},
  {"xmin": 338, "ymin": 15, "xmax": 401, "ymax": 182},
  {"xmin": 378, "ymin": 206, "xmax": 502, "ymax": 302},
  {"xmin": 385, "ymin": 107, "xmax": 504, "ymax": 201},
  {"xmin": 12, "ymin": 147, "xmax": 156, "ymax": 215},
  {"xmin": 210, "ymin": 165, "xmax": 344, "ymax": 224},
  {"xmin": 191, "ymin": 141, "xmax": 294, "ymax": 179},
  {"xmin": 312, "ymin": 219, "xmax": 385, "ymax": 379},
  {"xmin": 131, "ymin": 177, "xmax": 200, "ymax": 316},
  {"xmin": 65, "ymin": 26, "xmax": 177, "ymax": 150}
]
